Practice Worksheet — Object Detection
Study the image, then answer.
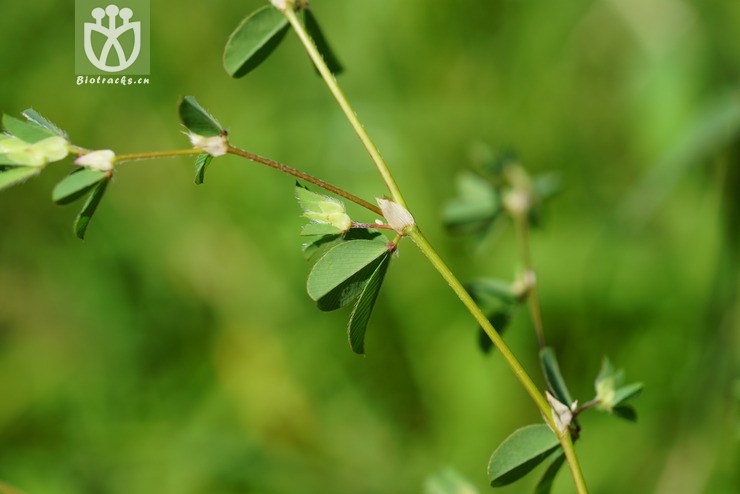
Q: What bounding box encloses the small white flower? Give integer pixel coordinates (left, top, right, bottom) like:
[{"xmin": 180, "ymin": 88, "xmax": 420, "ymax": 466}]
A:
[
  {"xmin": 188, "ymin": 132, "xmax": 228, "ymax": 157},
  {"xmin": 271, "ymin": 0, "xmax": 288, "ymax": 10},
  {"xmin": 75, "ymin": 149, "xmax": 115, "ymax": 172},
  {"xmin": 377, "ymin": 198, "xmax": 415, "ymax": 235},
  {"xmin": 546, "ymin": 391, "xmax": 573, "ymax": 434}
]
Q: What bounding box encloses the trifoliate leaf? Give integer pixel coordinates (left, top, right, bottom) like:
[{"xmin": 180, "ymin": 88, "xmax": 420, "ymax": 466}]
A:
[
  {"xmin": 75, "ymin": 179, "xmax": 108, "ymax": 239},
  {"xmin": 487, "ymin": 424, "xmax": 560, "ymax": 487},
  {"xmin": 194, "ymin": 153, "xmax": 213, "ymax": 185},
  {"xmin": 223, "ymin": 5, "xmax": 289, "ymax": 78},
  {"xmin": 307, "ymin": 239, "xmax": 389, "ymax": 311},
  {"xmin": 178, "ymin": 96, "xmax": 224, "ymax": 137},
  {"xmin": 52, "ymin": 169, "xmax": 107, "ymax": 205},
  {"xmin": 347, "ymin": 252, "xmax": 390, "ymax": 354}
]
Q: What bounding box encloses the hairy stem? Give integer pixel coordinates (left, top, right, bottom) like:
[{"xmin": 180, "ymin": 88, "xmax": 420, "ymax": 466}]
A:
[
  {"xmin": 513, "ymin": 214, "xmax": 546, "ymax": 348},
  {"xmin": 282, "ymin": 7, "xmax": 407, "ymax": 209},
  {"xmin": 115, "ymin": 149, "xmax": 203, "ymax": 163},
  {"xmin": 228, "ymin": 146, "xmax": 381, "ymax": 216}
]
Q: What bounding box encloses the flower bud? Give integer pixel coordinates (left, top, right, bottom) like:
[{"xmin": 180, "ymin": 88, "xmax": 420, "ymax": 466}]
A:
[
  {"xmin": 377, "ymin": 198, "xmax": 415, "ymax": 235},
  {"xmin": 75, "ymin": 149, "xmax": 116, "ymax": 172},
  {"xmin": 188, "ymin": 132, "xmax": 228, "ymax": 157}
]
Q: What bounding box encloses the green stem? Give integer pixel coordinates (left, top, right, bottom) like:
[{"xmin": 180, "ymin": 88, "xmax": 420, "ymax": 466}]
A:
[
  {"xmin": 228, "ymin": 146, "xmax": 382, "ymax": 216},
  {"xmin": 282, "ymin": 7, "xmax": 407, "ymax": 209},
  {"xmin": 513, "ymin": 214, "xmax": 546, "ymax": 348},
  {"xmin": 409, "ymin": 227, "xmax": 588, "ymax": 494},
  {"xmin": 283, "ymin": 4, "xmax": 588, "ymax": 492}
]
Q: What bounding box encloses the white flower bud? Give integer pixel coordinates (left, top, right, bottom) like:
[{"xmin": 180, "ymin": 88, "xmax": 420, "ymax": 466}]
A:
[
  {"xmin": 271, "ymin": 0, "xmax": 289, "ymax": 10},
  {"xmin": 75, "ymin": 149, "xmax": 115, "ymax": 172},
  {"xmin": 377, "ymin": 198, "xmax": 415, "ymax": 235},
  {"xmin": 546, "ymin": 391, "xmax": 573, "ymax": 434},
  {"xmin": 188, "ymin": 132, "xmax": 228, "ymax": 157}
]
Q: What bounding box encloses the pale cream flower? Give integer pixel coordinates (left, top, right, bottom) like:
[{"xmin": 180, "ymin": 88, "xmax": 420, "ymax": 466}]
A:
[{"xmin": 75, "ymin": 149, "xmax": 116, "ymax": 172}]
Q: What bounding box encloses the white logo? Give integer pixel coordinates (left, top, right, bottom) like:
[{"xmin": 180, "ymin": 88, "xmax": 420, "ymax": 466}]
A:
[{"xmin": 84, "ymin": 4, "xmax": 141, "ymax": 72}]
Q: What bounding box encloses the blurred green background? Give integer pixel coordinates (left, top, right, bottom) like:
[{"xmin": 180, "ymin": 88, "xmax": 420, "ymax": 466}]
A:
[{"xmin": 1, "ymin": 0, "xmax": 738, "ymax": 492}]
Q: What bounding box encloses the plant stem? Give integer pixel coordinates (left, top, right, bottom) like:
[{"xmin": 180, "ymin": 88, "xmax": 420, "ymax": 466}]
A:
[
  {"xmin": 513, "ymin": 214, "xmax": 546, "ymax": 348},
  {"xmin": 115, "ymin": 149, "xmax": 203, "ymax": 163},
  {"xmin": 284, "ymin": 5, "xmax": 588, "ymax": 492},
  {"xmin": 228, "ymin": 146, "xmax": 382, "ymax": 216},
  {"xmin": 282, "ymin": 7, "xmax": 407, "ymax": 209},
  {"xmin": 409, "ymin": 227, "xmax": 588, "ymax": 493}
]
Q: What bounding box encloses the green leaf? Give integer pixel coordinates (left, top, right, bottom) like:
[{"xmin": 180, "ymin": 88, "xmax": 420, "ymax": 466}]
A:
[
  {"xmin": 2, "ymin": 114, "xmax": 56, "ymax": 143},
  {"xmin": 301, "ymin": 228, "xmax": 381, "ymax": 260},
  {"xmin": 614, "ymin": 382, "xmax": 643, "ymax": 406},
  {"xmin": 533, "ymin": 451, "xmax": 566, "ymax": 494},
  {"xmin": 301, "ymin": 223, "xmax": 342, "ymax": 236},
  {"xmin": 223, "ymin": 5, "xmax": 290, "ymax": 78},
  {"xmin": 539, "ymin": 347, "xmax": 574, "ymax": 406},
  {"xmin": 348, "ymin": 252, "xmax": 390, "ymax": 354},
  {"xmin": 303, "ymin": 8, "xmax": 343, "ymax": 75},
  {"xmin": 194, "ymin": 153, "xmax": 213, "ymax": 185},
  {"xmin": 466, "ymin": 278, "xmax": 518, "ymax": 305},
  {"xmin": 612, "ymin": 405, "xmax": 638, "ymax": 422},
  {"xmin": 424, "ymin": 468, "xmax": 480, "ymax": 494},
  {"xmin": 21, "ymin": 109, "xmax": 69, "ymax": 139},
  {"xmin": 302, "ymin": 233, "xmax": 342, "ymax": 260},
  {"xmin": 477, "ymin": 311, "xmax": 510, "ymax": 354},
  {"xmin": 307, "ymin": 239, "xmax": 389, "ymax": 311},
  {"xmin": 0, "ymin": 166, "xmax": 40, "ymax": 191},
  {"xmin": 52, "ymin": 169, "xmax": 106, "ymax": 205},
  {"xmin": 487, "ymin": 424, "xmax": 560, "ymax": 487},
  {"xmin": 178, "ymin": 96, "xmax": 224, "ymax": 137},
  {"xmin": 74, "ymin": 179, "xmax": 108, "ymax": 239},
  {"xmin": 443, "ymin": 172, "xmax": 500, "ymax": 234}
]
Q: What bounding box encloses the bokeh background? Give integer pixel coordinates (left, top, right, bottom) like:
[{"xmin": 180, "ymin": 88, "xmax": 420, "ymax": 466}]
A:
[{"xmin": 1, "ymin": 0, "xmax": 738, "ymax": 492}]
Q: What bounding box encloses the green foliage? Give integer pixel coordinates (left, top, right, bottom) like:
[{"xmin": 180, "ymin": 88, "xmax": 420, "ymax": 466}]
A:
[
  {"xmin": 487, "ymin": 424, "xmax": 560, "ymax": 487},
  {"xmin": 300, "ymin": 226, "xmax": 381, "ymax": 260},
  {"xmin": 52, "ymin": 169, "xmax": 107, "ymax": 205},
  {"xmin": 194, "ymin": 153, "xmax": 212, "ymax": 185},
  {"xmin": 2, "ymin": 114, "xmax": 56, "ymax": 144},
  {"xmin": 306, "ymin": 239, "xmax": 389, "ymax": 311},
  {"xmin": 178, "ymin": 96, "xmax": 224, "ymax": 137},
  {"xmin": 443, "ymin": 172, "xmax": 500, "ymax": 234},
  {"xmin": 0, "ymin": 166, "xmax": 39, "ymax": 191},
  {"xmin": 465, "ymin": 278, "xmax": 519, "ymax": 353},
  {"xmin": 303, "ymin": 8, "xmax": 343, "ymax": 75},
  {"xmin": 534, "ymin": 452, "xmax": 566, "ymax": 494},
  {"xmin": 540, "ymin": 347, "xmax": 575, "ymax": 406},
  {"xmin": 74, "ymin": 179, "xmax": 109, "ymax": 240},
  {"xmin": 223, "ymin": 5, "xmax": 290, "ymax": 78},
  {"xmin": 295, "ymin": 183, "xmax": 351, "ymax": 232},
  {"xmin": 347, "ymin": 252, "xmax": 390, "ymax": 354},
  {"xmin": 424, "ymin": 468, "xmax": 479, "ymax": 494},
  {"xmin": 594, "ymin": 357, "xmax": 643, "ymax": 420},
  {"xmin": 21, "ymin": 108, "xmax": 69, "ymax": 139}
]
